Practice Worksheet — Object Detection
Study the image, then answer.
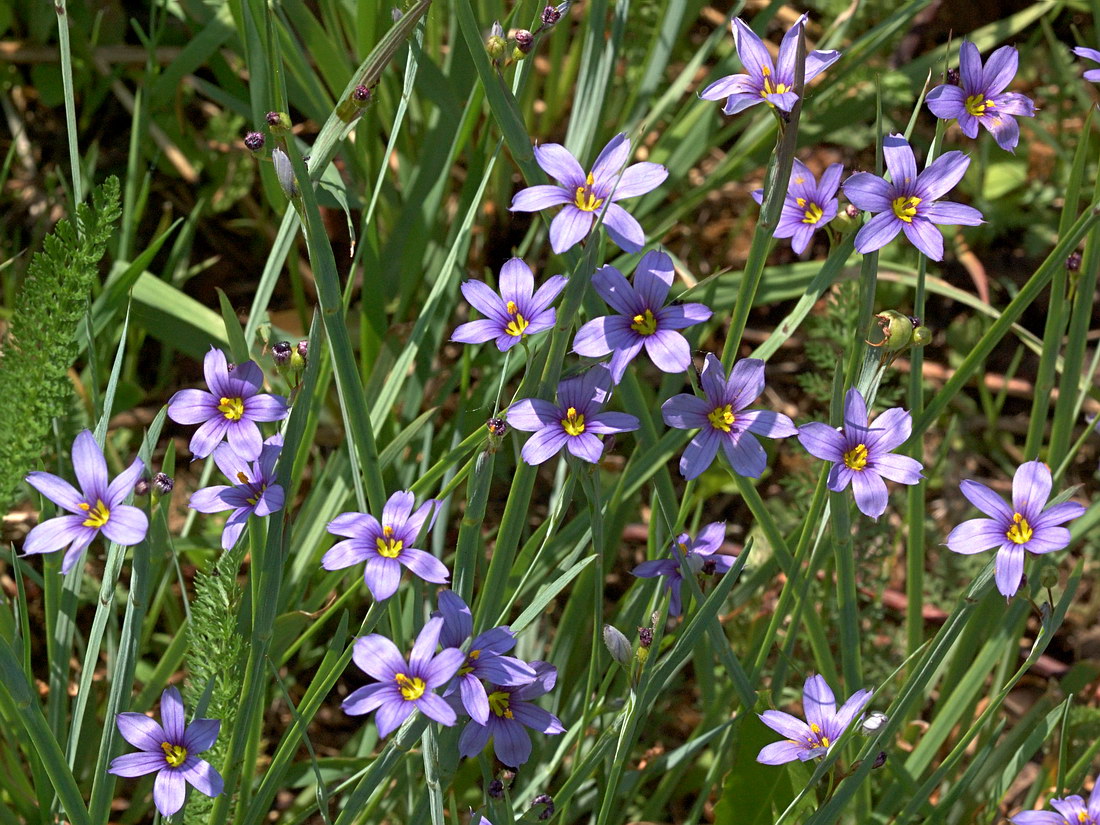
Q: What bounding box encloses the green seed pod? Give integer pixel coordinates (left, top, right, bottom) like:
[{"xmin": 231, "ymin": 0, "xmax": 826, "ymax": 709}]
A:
[
  {"xmin": 870, "ymin": 310, "xmax": 915, "ymax": 349},
  {"xmin": 265, "ymin": 111, "xmax": 291, "ymax": 135},
  {"xmin": 911, "ymin": 326, "xmax": 932, "ymax": 347},
  {"xmin": 486, "ymin": 22, "xmax": 507, "ymax": 60},
  {"xmin": 1039, "ymin": 565, "xmax": 1059, "ymax": 589}
]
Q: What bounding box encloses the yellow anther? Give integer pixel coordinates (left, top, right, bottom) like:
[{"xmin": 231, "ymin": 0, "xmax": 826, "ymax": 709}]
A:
[
  {"xmin": 630, "ymin": 309, "xmax": 658, "ymax": 336},
  {"xmin": 1006, "ymin": 512, "xmax": 1034, "ymax": 545},
  {"xmin": 81, "ymin": 499, "xmax": 110, "ymax": 529},
  {"xmin": 161, "ymin": 742, "xmax": 188, "ymax": 768},
  {"xmin": 488, "ymin": 690, "xmax": 514, "ymax": 719},
  {"xmin": 573, "ymin": 172, "xmax": 604, "ymax": 212},
  {"xmin": 891, "ymin": 195, "xmax": 921, "ymax": 223},
  {"xmin": 562, "ymin": 406, "xmax": 586, "ymax": 436},
  {"xmin": 707, "ymin": 404, "xmax": 735, "ymax": 433},
  {"xmin": 843, "ymin": 443, "xmax": 869, "ymax": 471},
  {"xmin": 217, "ymin": 396, "xmax": 245, "ymax": 421},
  {"xmin": 964, "ymin": 94, "xmax": 995, "ymax": 117},
  {"xmin": 394, "ymin": 673, "xmax": 426, "ymax": 701}
]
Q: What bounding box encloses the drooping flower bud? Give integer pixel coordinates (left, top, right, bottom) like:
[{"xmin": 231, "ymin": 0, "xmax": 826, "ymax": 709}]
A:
[
  {"xmin": 946, "ymin": 67, "xmax": 960, "ymax": 86},
  {"xmin": 911, "ymin": 326, "xmax": 932, "ymax": 347},
  {"xmin": 352, "ymin": 84, "xmax": 372, "ymax": 107},
  {"xmin": 514, "ymin": 29, "xmax": 534, "ymax": 55},
  {"xmin": 271, "ymin": 147, "xmax": 299, "ymax": 198},
  {"xmin": 266, "ymin": 111, "xmax": 291, "ymax": 134},
  {"xmin": 870, "ymin": 309, "xmax": 916, "ymax": 350},
  {"xmin": 134, "ymin": 476, "xmax": 152, "ymax": 497},
  {"xmin": 541, "ymin": 4, "xmax": 563, "ymax": 25},
  {"xmin": 1067, "ymin": 251, "xmax": 1082, "ymax": 272},
  {"xmin": 861, "ymin": 710, "xmax": 888, "ymax": 734},
  {"xmin": 292, "ymin": 340, "xmax": 308, "ymax": 370},
  {"xmin": 272, "ymin": 341, "xmax": 293, "ymax": 368},
  {"xmin": 487, "ymin": 779, "xmax": 504, "ymax": 799},
  {"xmin": 244, "ymin": 131, "xmax": 265, "ymax": 152},
  {"xmin": 152, "ymin": 472, "xmax": 174, "ymax": 497},
  {"xmin": 637, "ymin": 626, "xmax": 653, "ymax": 648},
  {"xmin": 872, "ymin": 750, "xmax": 888, "ymax": 769},
  {"xmin": 486, "ymin": 21, "xmax": 507, "ymax": 61},
  {"xmin": 602, "ymin": 625, "xmax": 632, "ymax": 666}
]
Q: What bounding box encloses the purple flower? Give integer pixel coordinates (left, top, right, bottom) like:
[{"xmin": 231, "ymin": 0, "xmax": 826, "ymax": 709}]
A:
[
  {"xmin": 661, "ymin": 354, "xmax": 797, "ymax": 480},
  {"xmin": 797, "ymin": 388, "xmax": 923, "ymax": 520},
  {"xmin": 508, "ymin": 365, "xmax": 640, "ymax": 465},
  {"xmin": 757, "ymin": 674, "xmax": 873, "ymax": 765},
  {"xmin": 435, "ymin": 591, "xmax": 537, "ymax": 724},
  {"xmin": 342, "ymin": 617, "xmax": 465, "ymax": 738},
  {"xmin": 322, "ymin": 490, "xmax": 448, "ymax": 601},
  {"xmin": 1073, "ymin": 46, "xmax": 1100, "ymax": 82},
  {"xmin": 926, "ymin": 43, "xmax": 1035, "ymax": 153},
  {"xmin": 23, "ymin": 430, "xmax": 148, "ymax": 574},
  {"xmin": 631, "ymin": 522, "xmax": 731, "ymax": 616},
  {"xmin": 458, "ymin": 661, "xmax": 565, "ymax": 767},
  {"xmin": 452, "ymin": 259, "xmax": 566, "ymax": 351},
  {"xmin": 750, "ymin": 159, "xmax": 842, "ymax": 254},
  {"xmin": 107, "ymin": 686, "xmax": 223, "ymax": 817},
  {"xmin": 573, "ymin": 250, "xmax": 712, "ymax": 384},
  {"xmin": 842, "ymin": 134, "xmax": 984, "ymax": 261},
  {"xmin": 509, "ymin": 133, "xmax": 668, "ymax": 254},
  {"xmin": 188, "ymin": 434, "xmax": 284, "ymax": 550},
  {"xmin": 946, "ymin": 460, "xmax": 1086, "ymax": 598},
  {"xmin": 699, "ymin": 15, "xmax": 841, "ymax": 115},
  {"xmin": 168, "ymin": 348, "xmax": 288, "ymax": 460},
  {"xmin": 1011, "ymin": 779, "xmax": 1100, "ymax": 825}
]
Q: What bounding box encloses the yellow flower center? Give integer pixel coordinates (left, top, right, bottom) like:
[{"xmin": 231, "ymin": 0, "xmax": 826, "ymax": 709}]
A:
[
  {"xmin": 218, "ymin": 396, "xmax": 245, "ymax": 421},
  {"xmin": 488, "ymin": 690, "xmax": 514, "ymax": 719},
  {"xmin": 161, "ymin": 742, "xmax": 188, "ymax": 768},
  {"xmin": 562, "ymin": 406, "xmax": 586, "ymax": 436},
  {"xmin": 458, "ymin": 648, "xmax": 481, "ymax": 677},
  {"xmin": 843, "ymin": 443, "xmax": 869, "ymax": 471},
  {"xmin": 630, "ymin": 308, "xmax": 658, "ymax": 336},
  {"xmin": 1006, "ymin": 512, "xmax": 1033, "ymax": 545},
  {"xmin": 891, "ymin": 195, "xmax": 921, "ymax": 223},
  {"xmin": 707, "ymin": 404, "xmax": 735, "ymax": 433},
  {"xmin": 394, "ymin": 672, "xmax": 426, "ymax": 701},
  {"xmin": 375, "ymin": 524, "xmax": 404, "ymax": 558},
  {"xmin": 801, "ymin": 202, "xmax": 824, "ymax": 225},
  {"xmin": 504, "ymin": 300, "xmax": 530, "ymax": 337},
  {"xmin": 964, "ymin": 94, "xmax": 995, "ymax": 117},
  {"xmin": 573, "ymin": 172, "xmax": 604, "ymax": 212},
  {"xmin": 78, "ymin": 499, "xmax": 111, "ymax": 529},
  {"xmin": 759, "ymin": 67, "xmax": 791, "ymax": 102},
  {"xmin": 1077, "ymin": 812, "xmax": 1089, "ymax": 825},
  {"xmin": 806, "ymin": 723, "xmax": 831, "ymax": 749}
]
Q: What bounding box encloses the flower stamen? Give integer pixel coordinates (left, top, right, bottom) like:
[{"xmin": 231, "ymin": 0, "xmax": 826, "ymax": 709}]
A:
[
  {"xmin": 1006, "ymin": 512, "xmax": 1033, "ymax": 545},
  {"xmin": 630, "ymin": 308, "xmax": 658, "ymax": 336},
  {"xmin": 376, "ymin": 524, "xmax": 404, "ymax": 558},
  {"xmin": 573, "ymin": 172, "xmax": 604, "ymax": 212},
  {"xmin": 843, "ymin": 443, "xmax": 869, "ymax": 471},
  {"xmin": 488, "ymin": 690, "xmax": 515, "ymax": 719},
  {"xmin": 79, "ymin": 499, "xmax": 111, "ymax": 529},
  {"xmin": 891, "ymin": 195, "xmax": 921, "ymax": 223},
  {"xmin": 964, "ymin": 94, "xmax": 995, "ymax": 117},
  {"xmin": 802, "ymin": 202, "xmax": 824, "ymax": 224},
  {"xmin": 562, "ymin": 406, "xmax": 586, "ymax": 436},
  {"xmin": 707, "ymin": 404, "xmax": 735, "ymax": 433},
  {"xmin": 160, "ymin": 741, "xmax": 188, "ymax": 768},
  {"xmin": 394, "ymin": 673, "xmax": 426, "ymax": 701},
  {"xmin": 217, "ymin": 396, "xmax": 245, "ymax": 421}
]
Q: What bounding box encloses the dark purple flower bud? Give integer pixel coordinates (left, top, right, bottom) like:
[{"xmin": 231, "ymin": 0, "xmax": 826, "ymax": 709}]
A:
[
  {"xmin": 152, "ymin": 472, "xmax": 174, "ymax": 497},
  {"xmin": 244, "ymin": 131, "xmax": 265, "ymax": 152},
  {"xmin": 488, "ymin": 779, "xmax": 504, "ymax": 799},
  {"xmin": 272, "ymin": 341, "xmax": 293, "ymax": 367},
  {"xmin": 352, "ymin": 84, "xmax": 371, "ymax": 107},
  {"xmin": 946, "ymin": 67, "xmax": 960, "ymax": 86},
  {"xmin": 514, "ymin": 29, "xmax": 534, "ymax": 54},
  {"xmin": 845, "ymin": 203, "xmax": 860, "ymax": 220},
  {"xmin": 1067, "ymin": 251, "xmax": 1082, "ymax": 272},
  {"xmin": 872, "ymin": 750, "xmax": 888, "ymax": 769},
  {"xmin": 296, "ymin": 340, "xmax": 309, "ymax": 359},
  {"xmin": 266, "ymin": 111, "xmax": 291, "ymax": 134},
  {"xmin": 637, "ymin": 626, "xmax": 653, "ymax": 648},
  {"xmin": 134, "ymin": 476, "xmax": 152, "ymax": 496},
  {"xmin": 701, "ymin": 559, "xmax": 717, "ymax": 575},
  {"xmin": 487, "ymin": 417, "xmax": 508, "ymax": 438},
  {"xmin": 541, "ymin": 4, "xmax": 562, "ymax": 25},
  {"xmin": 532, "ymin": 795, "xmax": 554, "ymax": 821}
]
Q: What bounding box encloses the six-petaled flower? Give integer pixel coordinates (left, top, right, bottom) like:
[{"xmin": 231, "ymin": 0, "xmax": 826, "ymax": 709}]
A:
[
  {"xmin": 926, "ymin": 43, "xmax": 1036, "ymax": 153},
  {"xmin": 168, "ymin": 347, "xmax": 288, "ymax": 460},
  {"xmin": 23, "ymin": 430, "xmax": 149, "ymax": 574},
  {"xmin": 661, "ymin": 354, "xmax": 797, "ymax": 480},
  {"xmin": 508, "ymin": 365, "xmax": 640, "ymax": 465},
  {"xmin": 188, "ymin": 434, "xmax": 285, "ymax": 550},
  {"xmin": 843, "ymin": 134, "xmax": 983, "ymax": 261},
  {"xmin": 699, "ymin": 14, "xmax": 841, "ymax": 115},
  {"xmin": 322, "ymin": 490, "xmax": 449, "ymax": 601},
  {"xmin": 797, "ymin": 388, "xmax": 924, "ymax": 520},
  {"xmin": 757, "ymin": 674, "xmax": 873, "ymax": 765},
  {"xmin": 573, "ymin": 250, "xmax": 712, "ymax": 384},
  {"xmin": 107, "ymin": 686, "xmax": 224, "ymax": 817},
  {"xmin": 946, "ymin": 460, "xmax": 1086, "ymax": 597},
  {"xmin": 458, "ymin": 661, "xmax": 565, "ymax": 767},
  {"xmin": 452, "ymin": 259, "xmax": 566, "ymax": 352},
  {"xmin": 632, "ymin": 522, "xmax": 732, "ymax": 616},
  {"xmin": 342, "ymin": 617, "xmax": 465, "ymax": 738},
  {"xmin": 510, "ymin": 133, "xmax": 668, "ymax": 254},
  {"xmin": 751, "ymin": 159, "xmax": 843, "ymax": 254}
]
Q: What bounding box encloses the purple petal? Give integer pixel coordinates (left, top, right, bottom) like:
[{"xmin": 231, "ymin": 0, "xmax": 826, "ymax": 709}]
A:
[
  {"xmin": 364, "ymin": 557, "xmax": 402, "ymax": 601},
  {"xmin": 327, "ymin": 511, "xmax": 376, "ymax": 538},
  {"xmin": 959, "ymin": 479, "xmax": 1013, "ymax": 521},
  {"xmin": 189, "ymin": 485, "xmax": 231, "ymax": 514},
  {"xmin": 22, "ymin": 515, "xmax": 87, "ymax": 558},
  {"xmin": 343, "ymin": 683, "xmax": 394, "ymax": 716},
  {"xmin": 602, "ymin": 204, "xmax": 646, "ymax": 253},
  {"xmin": 375, "ymin": 699, "xmax": 415, "ymax": 738},
  {"xmin": 25, "ymin": 471, "xmax": 84, "ymax": 513},
  {"xmin": 573, "ymin": 317, "xmax": 615, "ymax": 358},
  {"xmin": 245, "ymin": 394, "xmax": 289, "ymax": 422},
  {"xmin": 802, "ymin": 674, "xmax": 836, "ymax": 732},
  {"xmin": 862, "ymin": 407, "xmax": 911, "ymax": 454},
  {"xmin": 633, "ymin": 250, "xmax": 674, "ymax": 308},
  {"xmin": 225, "ymin": 420, "xmax": 263, "ymax": 463},
  {"xmin": 759, "ymin": 709, "xmax": 810, "ymax": 740},
  {"xmin": 926, "ymin": 84, "xmax": 966, "ymax": 120},
  {"xmin": 958, "ymin": 40, "xmax": 983, "ymax": 92},
  {"xmin": 921, "ymin": 202, "xmax": 984, "ymax": 227},
  {"xmin": 108, "ymin": 751, "xmax": 166, "ymax": 778},
  {"xmin": 1012, "ymin": 461, "xmax": 1051, "ymax": 518},
  {"xmin": 882, "ymin": 134, "xmax": 918, "ymax": 192},
  {"xmin": 987, "ymin": 113, "xmax": 1021, "ymax": 153},
  {"xmin": 658, "ymin": 302, "xmax": 712, "ymax": 329},
  {"xmin": 382, "ymin": 490, "xmax": 415, "ymax": 531},
  {"xmin": 901, "ymin": 217, "xmax": 945, "ymax": 260},
  {"xmin": 460, "ymin": 280, "xmax": 508, "ymax": 323},
  {"xmin": 721, "ymin": 431, "xmax": 767, "ymax": 477},
  {"xmin": 458, "ymin": 719, "xmax": 490, "ymax": 758},
  {"xmin": 116, "ymin": 712, "xmax": 166, "ymax": 751},
  {"xmin": 995, "ymin": 544, "xmax": 1025, "ymax": 597},
  {"xmin": 1023, "ymin": 527, "xmax": 1071, "ymax": 555},
  {"xmin": 521, "ymin": 426, "xmax": 569, "ymax": 465},
  {"xmin": 178, "ymin": 756, "xmax": 223, "ymax": 798},
  {"xmin": 409, "ymin": 616, "xmax": 444, "ymax": 673},
  {"xmin": 723, "ymin": 93, "xmax": 765, "ymax": 115},
  {"xmin": 606, "ymin": 336, "xmax": 645, "ymax": 382},
  {"xmin": 830, "ymin": 687, "xmax": 874, "ymax": 736},
  {"xmin": 533, "ymin": 143, "xmax": 585, "ymax": 187},
  {"xmin": 352, "ymin": 634, "xmax": 405, "ymax": 681},
  {"xmin": 528, "ymin": 273, "xmax": 568, "ymax": 314},
  {"xmin": 453, "ymin": 319, "xmax": 502, "ymax": 345},
  {"xmin": 403, "ymin": 499, "xmax": 439, "ymax": 541},
  {"xmin": 590, "ymin": 133, "xmax": 631, "ymax": 187},
  {"xmin": 190, "ymin": 417, "xmax": 231, "ymax": 460},
  {"xmin": 160, "ymin": 686, "xmax": 186, "ymax": 744},
  {"xmin": 399, "ymin": 548, "xmax": 451, "ymax": 585},
  {"xmin": 591, "ymin": 265, "xmax": 643, "ymax": 316},
  {"xmin": 854, "ymin": 211, "xmax": 903, "ymax": 254},
  {"xmin": 916, "ymin": 151, "xmax": 970, "ymax": 201},
  {"xmin": 739, "ymin": 410, "xmax": 798, "ymax": 439},
  {"xmin": 699, "ymin": 353, "xmax": 729, "ymax": 404},
  {"xmin": 805, "ymin": 48, "xmax": 841, "ymax": 82},
  {"xmin": 946, "ymin": 517, "xmax": 1006, "ymax": 555},
  {"xmin": 507, "ymin": 398, "xmax": 560, "ymax": 431},
  {"xmin": 644, "ymin": 330, "xmax": 691, "ymax": 374},
  {"xmin": 510, "ymin": 701, "xmax": 564, "ymax": 734},
  {"xmin": 586, "ymin": 411, "xmax": 640, "ymax": 434},
  {"xmin": 498, "ymin": 258, "xmax": 534, "ymax": 306},
  {"xmin": 71, "ymin": 430, "xmax": 108, "ymax": 501},
  {"xmin": 774, "ymin": 15, "xmax": 803, "ymax": 88},
  {"xmin": 183, "ymin": 718, "xmax": 220, "ymax": 754},
  {"xmin": 851, "ymin": 469, "xmax": 889, "ymax": 519},
  {"xmin": 493, "ymin": 718, "xmax": 533, "ymax": 767},
  {"xmin": 100, "ymin": 505, "xmax": 149, "ymax": 547},
  {"xmin": 565, "ymin": 432, "xmax": 606, "ymax": 463},
  {"xmin": 460, "ymin": 676, "xmax": 490, "ymax": 724},
  {"xmin": 662, "ymin": 394, "xmax": 711, "ymax": 429},
  {"xmin": 202, "ymin": 348, "xmax": 233, "ymax": 398},
  {"xmin": 167, "ymin": 388, "xmax": 217, "ymax": 425},
  {"xmin": 511, "ymin": 184, "xmax": 572, "ymax": 212},
  {"xmin": 763, "ymin": 90, "xmax": 799, "ymax": 112},
  {"xmin": 757, "ymin": 740, "xmax": 806, "ymax": 765},
  {"xmin": 680, "ymin": 429, "xmax": 721, "ymax": 480},
  {"xmin": 1010, "ymin": 813, "xmax": 1070, "ymax": 825},
  {"xmin": 106, "ymin": 458, "xmax": 147, "ymax": 508},
  {"xmin": 613, "ymin": 163, "xmax": 668, "ymax": 200},
  {"xmin": 796, "ymin": 422, "xmax": 845, "ymax": 461},
  {"xmin": 423, "ymin": 649, "xmax": 465, "ymax": 689},
  {"xmin": 698, "ymin": 72, "xmax": 756, "ymax": 101},
  {"xmin": 733, "ymin": 19, "xmax": 774, "ymax": 84},
  {"xmin": 415, "ymin": 692, "xmax": 457, "ymax": 727},
  {"xmin": 549, "ymin": 207, "xmax": 594, "ymax": 254},
  {"xmin": 871, "ymin": 453, "xmax": 923, "ymax": 485},
  {"xmin": 1031, "ymin": 501, "xmax": 1086, "ymax": 530},
  {"xmin": 842, "ymin": 172, "xmax": 892, "ymax": 213},
  {"xmin": 982, "ymin": 45, "xmax": 1018, "ymax": 95}
]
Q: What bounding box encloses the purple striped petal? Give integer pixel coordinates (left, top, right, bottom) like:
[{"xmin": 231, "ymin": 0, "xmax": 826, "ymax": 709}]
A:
[
  {"xmin": 549, "ymin": 206, "xmax": 593, "ymax": 254},
  {"xmin": 995, "ymin": 544, "xmax": 1025, "ymax": 596},
  {"xmin": 533, "ymin": 143, "xmax": 585, "ymax": 187}
]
